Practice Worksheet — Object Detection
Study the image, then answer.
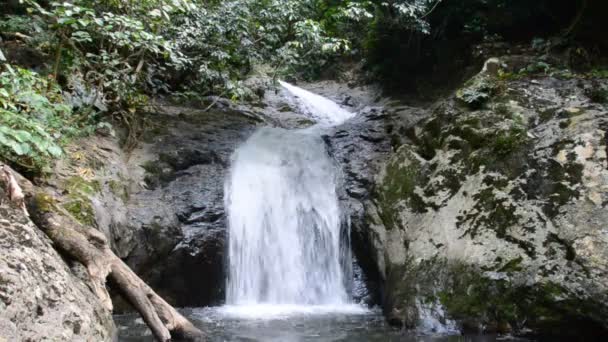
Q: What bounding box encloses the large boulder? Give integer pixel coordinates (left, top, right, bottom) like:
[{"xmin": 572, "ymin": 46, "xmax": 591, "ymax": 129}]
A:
[
  {"xmin": 364, "ymin": 58, "xmax": 608, "ymax": 337},
  {"xmin": 0, "ymin": 192, "xmax": 115, "ymax": 340}
]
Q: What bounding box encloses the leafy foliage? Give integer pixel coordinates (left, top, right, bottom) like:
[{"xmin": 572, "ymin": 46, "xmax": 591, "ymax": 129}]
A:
[
  {"xmin": 25, "ymin": 1, "xmax": 174, "ymax": 110},
  {"xmin": 1, "ymin": 0, "xmax": 603, "ymax": 174},
  {"xmin": 169, "ymin": 0, "xmax": 350, "ymax": 96},
  {"xmin": 0, "ymin": 0, "xmax": 357, "ymax": 172},
  {"xmin": 0, "ymin": 65, "xmax": 75, "ymax": 172}
]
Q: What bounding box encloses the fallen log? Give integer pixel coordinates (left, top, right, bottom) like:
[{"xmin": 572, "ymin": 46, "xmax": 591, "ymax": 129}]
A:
[{"xmin": 0, "ymin": 164, "xmax": 205, "ymax": 341}]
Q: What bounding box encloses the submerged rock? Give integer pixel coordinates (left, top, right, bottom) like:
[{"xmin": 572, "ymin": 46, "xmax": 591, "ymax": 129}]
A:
[
  {"xmin": 364, "ymin": 59, "xmax": 608, "ymax": 337},
  {"xmin": 0, "ymin": 192, "xmax": 115, "ymax": 341}
]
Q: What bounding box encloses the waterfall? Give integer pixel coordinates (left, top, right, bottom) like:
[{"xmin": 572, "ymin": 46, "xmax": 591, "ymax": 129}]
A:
[
  {"xmin": 277, "ymin": 81, "xmax": 355, "ymax": 126},
  {"xmin": 224, "ymin": 82, "xmax": 362, "ymax": 315}
]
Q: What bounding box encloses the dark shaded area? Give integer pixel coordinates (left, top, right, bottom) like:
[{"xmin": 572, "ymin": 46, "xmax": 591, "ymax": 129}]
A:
[
  {"xmin": 149, "ymin": 228, "xmax": 227, "ymax": 307},
  {"xmin": 365, "ymin": 0, "xmax": 608, "ymax": 97}
]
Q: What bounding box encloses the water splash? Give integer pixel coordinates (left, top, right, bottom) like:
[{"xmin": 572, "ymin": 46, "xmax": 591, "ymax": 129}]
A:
[{"xmin": 225, "ymin": 82, "xmax": 358, "ymax": 315}]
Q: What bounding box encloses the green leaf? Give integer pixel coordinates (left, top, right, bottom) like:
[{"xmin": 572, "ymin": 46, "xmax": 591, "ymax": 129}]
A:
[
  {"xmin": 10, "ymin": 130, "xmax": 33, "ymax": 142},
  {"xmin": 57, "ymin": 17, "xmax": 76, "ymax": 25},
  {"xmin": 47, "ymin": 144, "xmax": 63, "ymax": 157}
]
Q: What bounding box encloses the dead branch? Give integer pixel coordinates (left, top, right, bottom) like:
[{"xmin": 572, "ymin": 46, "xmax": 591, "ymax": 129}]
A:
[{"xmin": 0, "ymin": 164, "xmax": 29, "ymax": 216}]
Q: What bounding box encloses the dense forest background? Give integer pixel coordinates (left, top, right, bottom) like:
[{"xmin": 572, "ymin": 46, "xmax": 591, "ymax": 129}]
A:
[{"xmin": 1, "ymin": 0, "xmax": 606, "ymax": 176}]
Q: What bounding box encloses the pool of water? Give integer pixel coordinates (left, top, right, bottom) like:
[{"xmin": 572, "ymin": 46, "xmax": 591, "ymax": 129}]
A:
[{"xmin": 115, "ymin": 306, "xmax": 505, "ymax": 342}]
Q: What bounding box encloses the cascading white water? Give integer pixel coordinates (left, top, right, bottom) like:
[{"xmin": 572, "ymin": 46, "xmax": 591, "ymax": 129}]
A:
[
  {"xmin": 278, "ymin": 81, "xmax": 355, "ymax": 125},
  {"xmin": 224, "ymin": 82, "xmax": 362, "ymax": 315}
]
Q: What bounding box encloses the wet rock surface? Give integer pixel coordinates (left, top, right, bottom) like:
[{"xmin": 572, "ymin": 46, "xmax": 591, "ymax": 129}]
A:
[
  {"xmin": 0, "ymin": 193, "xmax": 116, "ymax": 341},
  {"xmin": 122, "ymin": 105, "xmax": 259, "ymax": 307},
  {"xmin": 363, "ymin": 57, "xmax": 608, "ymax": 337}
]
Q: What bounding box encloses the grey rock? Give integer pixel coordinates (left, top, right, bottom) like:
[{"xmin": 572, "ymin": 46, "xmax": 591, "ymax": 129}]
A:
[
  {"xmin": 362, "ymin": 61, "xmax": 608, "ymax": 336},
  {"xmin": 116, "ymin": 106, "xmax": 258, "ymax": 307},
  {"xmin": 0, "ymin": 196, "xmax": 115, "ymax": 341}
]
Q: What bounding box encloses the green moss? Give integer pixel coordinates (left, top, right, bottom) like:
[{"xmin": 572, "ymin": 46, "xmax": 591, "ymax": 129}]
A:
[
  {"xmin": 386, "ymin": 257, "xmax": 606, "ymax": 336},
  {"xmin": 108, "ymin": 179, "xmax": 129, "ymax": 202},
  {"xmin": 433, "ymin": 263, "xmax": 600, "ymax": 332},
  {"xmin": 438, "ymin": 271, "xmax": 522, "ymax": 325},
  {"xmin": 278, "ymin": 105, "xmax": 292, "ymax": 112},
  {"xmin": 587, "ymin": 68, "xmax": 608, "ymax": 78},
  {"xmin": 455, "ymin": 125, "xmax": 486, "ymax": 149},
  {"xmin": 414, "ymin": 118, "xmax": 443, "ymax": 160},
  {"xmin": 457, "ymin": 187, "xmax": 516, "ymax": 238},
  {"xmin": 438, "ymin": 169, "xmax": 464, "ymax": 197},
  {"xmin": 498, "ymin": 69, "xmax": 524, "ymax": 81},
  {"xmin": 543, "ymin": 152, "xmax": 584, "ymax": 218},
  {"xmin": 540, "ymin": 107, "xmax": 558, "ymax": 122},
  {"xmin": 544, "ymin": 233, "xmax": 576, "ymax": 262},
  {"xmin": 456, "ymin": 75, "xmax": 498, "ymax": 109},
  {"xmin": 585, "ymin": 87, "xmax": 608, "ymax": 103},
  {"xmin": 494, "ymin": 103, "xmax": 511, "ymax": 118},
  {"xmin": 390, "ymin": 134, "xmax": 402, "ymax": 150},
  {"xmin": 58, "ymin": 176, "xmax": 100, "ymax": 226},
  {"xmin": 497, "ymin": 257, "xmax": 524, "ymax": 273},
  {"xmin": 492, "ymin": 125, "xmax": 527, "ymax": 156},
  {"xmin": 32, "ymin": 193, "xmax": 58, "ymax": 213},
  {"xmin": 376, "ymin": 149, "xmax": 429, "ymax": 230},
  {"xmin": 62, "ymin": 194, "xmax": 96, "ymax": 226},
  {"xmin": 63, "ymin": 176, "xmax": 101, "ymax": 195},
  {"xmin": 141, "ymin": 160, "xmax": 163, "ymax": 176},
  {"xmin": 296, "ymin": 118, "xmax": 315, "ymax": 126},
  {"xmin": 456, "ymin": 186, "xmax": 535, "ymax": 257}
]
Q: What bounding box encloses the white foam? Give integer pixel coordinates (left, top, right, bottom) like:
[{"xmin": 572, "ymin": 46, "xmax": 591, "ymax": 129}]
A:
[{"xmin": 218, "ymin": 304, "xmax": 370, "ymax": 320}]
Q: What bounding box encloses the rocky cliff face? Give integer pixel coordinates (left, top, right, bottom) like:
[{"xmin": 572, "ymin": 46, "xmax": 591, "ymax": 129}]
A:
[
  {"xmin": 0, "ymin": 192, "xmax": 115, "ymax": 341},
  {"xmin": 364, "ymin": 57, "xmax": 608, "ymax": 337},
  {"xmin": 46, "ymin": 102, "xmax": 261, "ymax": 308},
  {"xmin": 37, "ymin": 82, "xmax": 390, "ymax": 310}
]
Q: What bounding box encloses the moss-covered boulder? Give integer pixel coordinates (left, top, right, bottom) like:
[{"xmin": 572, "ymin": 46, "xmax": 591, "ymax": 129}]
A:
[{"xmin": 365, "ymin": 59, "xmax": 608, "ymax": 338}]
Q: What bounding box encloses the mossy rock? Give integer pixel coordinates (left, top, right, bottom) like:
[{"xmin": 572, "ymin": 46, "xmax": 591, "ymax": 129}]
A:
[
  {"xmin": 492, "ymin": 124, "xmax": 527, "ymax": 157},
  {"xmin": 388, "ymin": 259, "xmax": 608, "ymax": 337},
  {"xmin": 59, "ymin": 176, "xmax": 100, "ymax": 226},
  {"xmin": 62, "ymin": 194, "xmax": 96, "ymax": 226},
  {"xmin": 63, "ymin": 176, "xmax": 101, "ymax": 195},
  {"xmin": 376, "ymin": 148, "xmax": 430, "ymax": 230},
  {"xmin": 108, "ymin": 179, "xmax": 129, "ymax": 202},
  {"xmin": 31, "ymin": 191, "xmax": 94, "ymax": 227},
  {"xmin": 456, "ymin": 75, "xmax": 499, "ymax": 109},
  {"xmin": 32, "ymin": 193, "xmax": 58, "ymax": 213},
  {"xmin": 438, "ymin": 267, "xmax": 607, "ymax": 337}
]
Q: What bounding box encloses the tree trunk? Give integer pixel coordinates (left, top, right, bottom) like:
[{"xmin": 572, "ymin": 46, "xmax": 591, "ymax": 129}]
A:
[{"xmin": 1, "ymin": 163, "xmax": 205, "ymax": 341}]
